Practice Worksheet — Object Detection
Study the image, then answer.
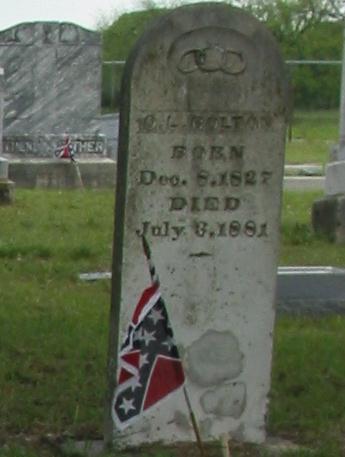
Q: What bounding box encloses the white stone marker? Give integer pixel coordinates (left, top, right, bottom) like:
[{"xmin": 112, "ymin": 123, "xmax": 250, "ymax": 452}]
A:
[
  {"xmin": 312, "ymin": 27, "xmax": 345, "ymax": 242},
  {"xmin": 106, "ymin": 3, "xmax": 288, "ymax": 448}
]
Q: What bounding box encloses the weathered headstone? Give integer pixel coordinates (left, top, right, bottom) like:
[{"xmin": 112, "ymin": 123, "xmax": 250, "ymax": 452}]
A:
[
  {"xmin": 312, "ymin": 26, "xmax": 345, "ymax": 243},
  {"xmin": 0, "ymin": 67, "xmax": 15, "ymax": 203},
  {"xmin": 0, "ymin": 22, "xmax": 105, "ymax": 158},
  {"xmin": 106, "ymin": 3, "xmax": 288, "ymax": 447}
]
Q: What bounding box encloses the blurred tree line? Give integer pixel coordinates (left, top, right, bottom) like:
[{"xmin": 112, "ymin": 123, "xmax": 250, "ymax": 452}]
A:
[{"xmin": 100, "ymin": 0, "xmax": 345, "ymax": 111}]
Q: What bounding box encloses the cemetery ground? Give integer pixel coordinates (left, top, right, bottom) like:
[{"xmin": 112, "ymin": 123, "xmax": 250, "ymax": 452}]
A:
[
  {"xmin": 286, "ymin": 109, "xmax": 338, "ymax": 166},
  {"xmin": 0, "ymin": 111, "xmax": 344, "ymax": 457},
  {"xmin": 1, "ymin": 189, "xmax": 345, "ymax": 457}
]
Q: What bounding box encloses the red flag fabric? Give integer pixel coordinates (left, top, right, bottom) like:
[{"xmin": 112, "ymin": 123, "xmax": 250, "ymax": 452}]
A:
[
  {"xmin": 54, "ymin": 136, "xmax": 75, "ymax": 161},
  {"xmin": 112, "ymin": 262, "xmax": 185, "ymax": 430}
]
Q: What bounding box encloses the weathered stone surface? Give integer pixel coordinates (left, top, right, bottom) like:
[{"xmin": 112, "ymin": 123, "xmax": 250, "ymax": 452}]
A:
[
  {"xmin": 317, "ymin": 34, "xmax": 345, "ymax": 240},
  {"xmin": 107, "ymin": 3, "xmax": 288, "ymax": 446},
  {"xmin": 325, "ymin": 161, "xmax": 345, "ymax": 195},
  {"xmin": 200, "ymin": 382, "xmax": 246, "ymax": 418},
  {"xmin": 186, "ymin": 330, "xmax": 243, "ymax": 387},
  {"xmin": 329, "ymin": 143, "xmax": 343, "ymax": 162},
  {"xmin": 8, "ymin": 158, "xmax": 115, "ymax": 189},
  {"xmin": 3, "ymin": 134, "xmax": 106, "ymax": 158},
  {"xmin": 0, "ymin": 67, "xmax": 6, "ymax": 180},
  {"xmin": 0, "ymin": 65, "xmax": 14, "ymax": 203},
  {"xmin": 0, "ymin": 67, "xmax": 4, "ymax": 156},
  {"xmin": 312, "ymin": 194, "xmax": 345, "ymax": 243},
  {"xmin": 0, "ymin": 22, "xmax": 102, "ymax": 156},
  {"xmin": 0, "ymin": 157, "xmax": 9, "ymax": 180}
]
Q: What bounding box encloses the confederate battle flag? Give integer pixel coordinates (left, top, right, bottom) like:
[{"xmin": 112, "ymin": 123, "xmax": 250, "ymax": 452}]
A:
[
  {"xmin": 54, "ymin": 136, "xmax": 75, "ymax": 162},
  {"xmin": 112, "ymin": 237, "xmax": 185, "ymax": 430}
]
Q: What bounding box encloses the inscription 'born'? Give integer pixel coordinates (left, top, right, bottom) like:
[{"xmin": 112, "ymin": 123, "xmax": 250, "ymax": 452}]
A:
[{"xmin": 172, "ymin": 144, "xmax": 244, "ymax": 161}]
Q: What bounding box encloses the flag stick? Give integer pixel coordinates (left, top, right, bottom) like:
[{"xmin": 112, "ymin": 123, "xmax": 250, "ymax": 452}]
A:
[
  {"xmin": 220, "ymin": 433, "xmax": 231, "ymax": 457},
  {"xmin": 143, "ymin": 236, "xmax": 205, "ymax": 456},
  {"xmin": 72, "ymin": 160, "xmax": 84, "ymax": 189},
  {"xmin": 183, "ymin": 386, "xmax": 206, "ymax": 457}
]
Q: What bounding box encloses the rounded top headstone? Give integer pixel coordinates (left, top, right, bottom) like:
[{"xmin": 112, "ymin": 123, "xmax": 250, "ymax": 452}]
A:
[
  {"xmin": 121, "ymin": 2, "xmax": 289, "ymax": 116},
  {"xmin": 109, "ymin": 1, "xmax": 289, "ymax": 446}
]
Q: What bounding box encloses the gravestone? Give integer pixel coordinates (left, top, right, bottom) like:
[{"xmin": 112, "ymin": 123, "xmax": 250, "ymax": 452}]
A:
[
  {"xmin": 0, "ymin": 67, "xmax": 14, "ymax": 203},
  {"xmin": 106, "ymin": 3, "xmax": 288, "ymax": 447},
  {"xmin": 0, "ymin": 22, "xmax": 106, "ymax": 158},
  {"xmin": 0, "ymin": 68, "xmax": 3, "ymax": 156},
  {"xmin": 312, "ymin": 27, "xmax": 345, "ymax": 243}
]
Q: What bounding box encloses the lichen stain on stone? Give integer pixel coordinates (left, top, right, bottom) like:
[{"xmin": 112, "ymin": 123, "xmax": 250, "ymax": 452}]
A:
[
  {"xmin": 185, "ymin": 330, "xmax": 243, "ymax": 386},
  {"xmin": 173, "ymin": 410, "xmax": 191, "ymax": 430},
  {"xmin": 200, "ymin": 382, "xmax": 246, "ymax": 418},
  {"xmin": 115, "ymin": 417, "xmax": 151, "ymax": 439},
  {"xmin": 232, "ymin": 422, "xmax": 245, "ymax": 441},
  {"xmin": 200, "ymin": 418, "xmax": 213, "ymax": 437}
]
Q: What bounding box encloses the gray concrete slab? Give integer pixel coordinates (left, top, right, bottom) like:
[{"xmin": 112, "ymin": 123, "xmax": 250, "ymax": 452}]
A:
[
  {"xmin": 284, "ymin": 164, "xmax": 323, "ymax": 176},
  {"xmin": 283, "ymin": 176, "xmax": 325, "ymax": 190},
  {"xmin": 277, "ymin": 266, "xmax": 345, "ymax": 315},
  {"xmin": 79, "ymin": 266, "xmax": 345, "ymax": 316},
  {"xmin": 9, "ymin": 158, "xmax": 116, "ymax": 188}
]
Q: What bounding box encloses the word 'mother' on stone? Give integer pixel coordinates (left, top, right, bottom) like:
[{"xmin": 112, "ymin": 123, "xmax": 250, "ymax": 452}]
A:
[{"xmin": 106, "ymin": 3, "xmax": 289, "ymax": 448}]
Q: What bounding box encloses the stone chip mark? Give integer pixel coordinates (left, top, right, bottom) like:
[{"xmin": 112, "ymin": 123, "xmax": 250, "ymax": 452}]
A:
[
  {"xmin": 185, "ymin": 329, "xmax": 244, "ymax": 387},
  {"xmin": 200, "ymin": 382, "xmax": 246, "ymax": 418},
  {"xmin": 189, "ymin": 252, "xmax": 212, "ymax": 257}
]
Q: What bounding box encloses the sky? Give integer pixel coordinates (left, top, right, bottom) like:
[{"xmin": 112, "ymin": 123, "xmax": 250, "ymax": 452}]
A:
[{"xmin": 0, "ymin": 0, "xmax": 159, "ymax": 31}]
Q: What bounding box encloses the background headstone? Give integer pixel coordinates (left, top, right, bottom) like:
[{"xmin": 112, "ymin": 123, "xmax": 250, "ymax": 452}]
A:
[
  {"xmin": 106, "ymin": 3, "xmax": 289, "ymax": 447},
  {"xmin": 312, "ymin": 26, "xmax": 345, "ymax": 242},
  {"xmin": 0, "ymin": 67, "xmax": 14, "ymax": 203},
  {"xmin": 0, "ymin": 22, "xmax": 104, "ymax": 158},
  {"xmin": 0, "ymin": 67, "xmax": 3, "ymax": 156}
]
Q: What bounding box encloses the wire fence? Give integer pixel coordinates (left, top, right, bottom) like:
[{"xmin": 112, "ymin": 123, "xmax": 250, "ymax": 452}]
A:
[{"xmin": 101, "ymin": 60, "xmax": 343, "ymax": 113}]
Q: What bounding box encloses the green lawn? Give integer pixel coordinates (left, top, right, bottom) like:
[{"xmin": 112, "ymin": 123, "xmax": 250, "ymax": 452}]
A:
[
  {"xmin": 286, "ymin": 110, "xmax": 339, "ymax": 166},
  {"xmin": 1, "ymin": 189, "xmax": 345, "ymax": 456},
  {"xmin": 281, "ymin": 190, "xmax": 345, "ymax": 266},
  {"xmin": 0, "ymin": 190, "xmax": 113, "ymax": 442}
]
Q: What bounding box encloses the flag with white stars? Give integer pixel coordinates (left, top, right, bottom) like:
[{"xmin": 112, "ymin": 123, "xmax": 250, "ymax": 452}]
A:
[{"xmin": 112, "ymin": 240, "xmax": 185, "ymax": 430}]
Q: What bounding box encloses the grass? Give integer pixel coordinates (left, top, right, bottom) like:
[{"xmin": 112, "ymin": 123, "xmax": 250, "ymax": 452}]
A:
[
  {"xmin": 271, "ymin": 316, "xmax": 345, "ymax": 444},
  {"xmin": 1, "ymin": 189, "xmax": 345, "ymax": 456},
  {"xmin": 280, "ymin": 190, "xmax": 345, "ymax": 266},
  {"xmin": 286, "ymin": 110, "xmax": 339, "ymax": 166},
  {"xmin": 0, "ymin": 190, "xmax": 114, "ymax": 443}
]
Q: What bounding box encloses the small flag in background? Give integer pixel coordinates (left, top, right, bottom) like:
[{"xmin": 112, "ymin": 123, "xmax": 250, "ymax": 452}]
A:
[
  {"xmin": 112, "ymin": 237, "xmax": 185, "ymax": 430},
  {"xmin": 54, "ymin": 136, "xmax": 75, "ymax": 162}
]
